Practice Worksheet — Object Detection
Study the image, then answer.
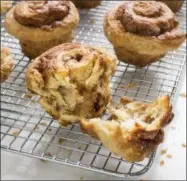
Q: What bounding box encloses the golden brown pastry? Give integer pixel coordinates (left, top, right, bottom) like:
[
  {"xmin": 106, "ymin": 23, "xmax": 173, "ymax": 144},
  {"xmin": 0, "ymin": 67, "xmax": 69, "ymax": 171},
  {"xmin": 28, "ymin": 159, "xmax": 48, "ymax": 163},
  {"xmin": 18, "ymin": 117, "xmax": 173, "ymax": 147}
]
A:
[
  {"xmin": 26, "ymin": 43, "xmax": 117, "ymax": 126},
  {"xmin": 81, "ymin": 95, "xmax": 173, "ymax": 162},
  {"xmin": 0, "ymin": 1, "xmax": 13, "ymax": 14},
  {"xmin": 1, "ymin": 47, "xmax": 14, "ymax": 83},
  {"xmin": 72, "ymin": 0, "xmax": 101, "ymax": 9},
  {"xmin": 4, "ymin": 1, "xmax": 79, "ymax": 58},
  {"xmin": 104, "ymin": 1, "xmax": 186, "ymax": 67},
  {"xmin": 158, "ymin": 0, "xmax": 184, "ymax": 13}
]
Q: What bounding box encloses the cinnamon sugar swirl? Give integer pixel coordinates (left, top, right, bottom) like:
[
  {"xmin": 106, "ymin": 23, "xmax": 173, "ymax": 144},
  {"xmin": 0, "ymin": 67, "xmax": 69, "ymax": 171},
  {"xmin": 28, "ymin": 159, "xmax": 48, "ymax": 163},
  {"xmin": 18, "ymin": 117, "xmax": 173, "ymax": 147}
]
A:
[
  {"xmin": 26, "ymin": 43, "xmax": 116, "ymax": 126},
  {"xmin": 104, "ymin": 1, "xmax": 186, "ymax": 67},
  {"xmin": 5, "ymin": 1, "xmax": 79, "ymax": 58}
]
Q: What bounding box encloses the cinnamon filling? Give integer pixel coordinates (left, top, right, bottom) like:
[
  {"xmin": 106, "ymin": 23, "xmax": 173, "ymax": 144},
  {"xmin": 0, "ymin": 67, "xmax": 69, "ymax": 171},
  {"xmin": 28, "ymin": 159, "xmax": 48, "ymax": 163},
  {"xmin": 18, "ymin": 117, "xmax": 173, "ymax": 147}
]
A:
[
  {"xmin": 14, "ymin": 0, "xmax": 69, "ymax": 27},
  {"xmin": 119, "ymin": 1, "xmax": 178, "ymax": 36}
]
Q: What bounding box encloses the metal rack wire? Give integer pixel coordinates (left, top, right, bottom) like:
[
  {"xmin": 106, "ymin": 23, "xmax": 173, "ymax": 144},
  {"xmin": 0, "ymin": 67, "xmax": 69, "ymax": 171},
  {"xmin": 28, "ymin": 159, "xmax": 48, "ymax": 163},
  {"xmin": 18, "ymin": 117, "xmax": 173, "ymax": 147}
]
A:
[{"xmin": 1, "ymin": 1, "xmax": 186, "ymax": 178}]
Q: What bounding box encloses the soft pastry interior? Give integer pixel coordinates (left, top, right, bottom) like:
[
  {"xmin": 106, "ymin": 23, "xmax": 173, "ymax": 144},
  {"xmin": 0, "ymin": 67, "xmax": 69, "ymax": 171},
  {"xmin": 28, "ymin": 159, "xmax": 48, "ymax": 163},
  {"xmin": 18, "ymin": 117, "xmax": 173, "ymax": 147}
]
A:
[
  {"xmin": 81, "ymin": 95, "xmax": 173, "ymax": 162},
  {"xmin": 103, "ymin": 1, "xmax": 186, "ymax": 67},
  {"xmin": 0, "ymin": 47, "xmax": 14, "ymax": 83},
  {"xmin": 26, "ymin": 43, "xmax": 116, "ymax": 126}
]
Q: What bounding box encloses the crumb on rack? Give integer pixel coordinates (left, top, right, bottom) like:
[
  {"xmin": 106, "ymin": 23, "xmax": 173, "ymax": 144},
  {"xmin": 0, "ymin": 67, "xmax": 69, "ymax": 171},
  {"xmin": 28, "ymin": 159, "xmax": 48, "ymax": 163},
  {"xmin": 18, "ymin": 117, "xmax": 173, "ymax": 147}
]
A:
[
  {"xmin": 89, "ymin": 18, "xmax": 95, "ymax": 24},
  {"xmin": 161, "ymin": 149, "xmax": 167, "ymax": 155},
  {"xmin": 166, "ymin": 154, "xmax": 172, "ymax": 159},
  {"xmin": 48, "ymin": 128, "xmax": 52, "ymax": 132},
  {"xmin": 45, "ymin": 152, "xmax": 52, "ymax": 157},
  {"xmin": 40, "ymin": 122, "xmax": 47, "ymax": 126},
  {"xmin": 78, "ymin": 146, "xmax": 82, "ymax": 150},
  {"xmin": 24, "ymin": 92, "xmax": 33, "ymax": 99},
  {"xmin": 180, "ymin": 93, "xmax": 186, "ymax": 98},
  {"xmin": 58, "ymin": 138, "xmax": 65, "ymax": 145},
  {"xmin": 120, "ymin": 83, "xmax": 137, "ymax": 89},
  {"xmin": 160, "ymin": 160, "xmax": 164, "ymax": 166},
  {"xmin": 171, "ymin": 126, "xmax": 176, "ymax": 130},
  {"xmin": 181, "ymin": 143, "xmax": 186, "ymax": 148},
  {"xmin": 12, "ymin": 131, "xmax": 19, "ymax": 136},
  {"xmin": 36, "ymin": 126, "xmax": 39, "ymax": 130},
  {"xmin": 80, "ymin": 176, "xmax": 84, "ymax": 180}
]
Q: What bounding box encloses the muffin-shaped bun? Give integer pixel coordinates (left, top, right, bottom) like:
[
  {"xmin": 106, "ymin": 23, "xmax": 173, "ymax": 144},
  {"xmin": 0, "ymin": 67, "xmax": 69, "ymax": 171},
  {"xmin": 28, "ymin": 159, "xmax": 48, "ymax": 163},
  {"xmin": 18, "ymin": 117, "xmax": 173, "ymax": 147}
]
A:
[
  {"xmin": 0, "ymin": 1, "xmax": 13, "ymax": 14},
  {"xmin": 81, "ymin": 95, "xmax": 173, "ymax": 162},
  {"xmin": 72, "ymin": 0, "xmax": 101, "ymax": 9},
  {"xmin": 104, "ymin": 1, "xmax": 186, "ymax": 67},
  {"xmin": 158, "ymin": 0, "xmax": 184, "ymax": 13},
  {"xmin": 5, "ymin": 1, "xmax": 79, "ymax": 58},
  {"xmin": 1, "ymin": 47, "xmax": 14, "ymax": 83},
  {"xmin": 26, "ymin": 43, "xmax": 117, "ymax": 126}
]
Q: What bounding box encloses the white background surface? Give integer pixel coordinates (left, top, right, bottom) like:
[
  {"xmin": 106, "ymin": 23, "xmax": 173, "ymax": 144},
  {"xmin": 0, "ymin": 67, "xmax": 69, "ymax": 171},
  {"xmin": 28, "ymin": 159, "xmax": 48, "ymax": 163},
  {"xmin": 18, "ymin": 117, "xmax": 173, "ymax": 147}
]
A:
[{"xmin": 1, "ymin": 70, "xmax": 186, "ymax": 180}]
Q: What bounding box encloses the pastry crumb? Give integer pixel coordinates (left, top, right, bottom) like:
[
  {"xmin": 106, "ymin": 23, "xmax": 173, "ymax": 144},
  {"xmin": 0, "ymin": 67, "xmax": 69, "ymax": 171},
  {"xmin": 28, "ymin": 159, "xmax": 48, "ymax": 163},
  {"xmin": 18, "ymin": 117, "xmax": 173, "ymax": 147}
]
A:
[
  {"xmin": 12, "ymin": 131, "xmax": 19, "ymax": 136},
  {"xmin": 160, "ymin": 160, "xmax": 164, "ymax": 166},
  {"xmin": 24, "ymin": 92, "xmax": 33, "ymax": 99},
  {"xmin": 78, "ymin": 146, "xmax": 82, "ymax": 150},
  {"xmin": 58, "ymin": 138, "xmax": 65, "ymax": 145},
  {"xmin": 180, "ymin": 93, "xmax": 186, "ymax": 98},
  {"xmin": 48, "ymin": 128, "xmax": 52, "ymax": 132},
  {"xmin": 89, "ymin": 18, "xmax": 95, "ymax": 24},
  {"xmin": 40, "ymin": 122, "xmax": 47, "ymax": 126},
  {"xmin": 120, "ymin": 83, "xmax": 137, "ymax": 89},
  {"xmin": 36, "ymin": 126, "xmax": 39, "ymax": 130},
  {"xmin": 46, "ymin": 152, "xmax": 52, "ymax": 157},
  {"xmin": 181, "ymin": 143, "xmax": 186, "ymax": 148},
  {"xmin": 166, "ymin": 154, "xmax": 172, "ymax": 159},
  {"xmin": 161, "ymin": 149, "xmax": 167, "ymax": 155},
  {"xmin": 80, "ymin": 176, "xmax": 84, "ymax": 180},
  {"xmin": 171, "ymin": 126, "xmax": 175, "ymax": 130}
]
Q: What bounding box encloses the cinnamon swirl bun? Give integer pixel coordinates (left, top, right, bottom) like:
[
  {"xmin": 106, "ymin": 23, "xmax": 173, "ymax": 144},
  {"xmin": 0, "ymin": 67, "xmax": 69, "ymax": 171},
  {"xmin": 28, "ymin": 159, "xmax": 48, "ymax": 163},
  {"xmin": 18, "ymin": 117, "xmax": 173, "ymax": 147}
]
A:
[
  {"xmin": 72, "ymin": 0, "xmax": 101, "ymax": 9},
  {"xmin": 104, "ymin": 1, "xmax": 186, "ymax": 67},
  {"xmin": 1, "ymin": 47, "xmax": 14, "ymax": 83},
  {"xmin": 26, "ymin": 43, "xmax": 117, "ymax": 126},
  {"xmin": 5, "ymin": 1, "xmax": 79, "ymax": 58},
  {"xmin": 81, "ymin": 95, "xmax": 173, "ymax": 162}
]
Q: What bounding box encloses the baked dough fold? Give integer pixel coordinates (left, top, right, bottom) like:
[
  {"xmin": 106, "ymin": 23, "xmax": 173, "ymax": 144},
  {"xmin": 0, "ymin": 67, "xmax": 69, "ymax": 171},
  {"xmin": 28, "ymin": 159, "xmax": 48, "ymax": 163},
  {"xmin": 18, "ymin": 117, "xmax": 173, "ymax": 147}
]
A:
[
  {"xmin": 104, "ymin": 1, "xmax": 186, "ymax": 67},
  {"xmin": 26, "ymin": 43, "xmax": 116, "ymax": 126},
  {"xmin": 81, "ymin": 95, "xmax": 173, "ymax": 162}
]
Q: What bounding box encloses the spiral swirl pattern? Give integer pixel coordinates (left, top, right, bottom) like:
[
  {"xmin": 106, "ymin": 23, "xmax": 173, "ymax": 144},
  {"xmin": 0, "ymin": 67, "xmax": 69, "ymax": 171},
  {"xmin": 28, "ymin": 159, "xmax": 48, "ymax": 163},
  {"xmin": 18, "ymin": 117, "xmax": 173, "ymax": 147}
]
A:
[
  {"xmin": 120, "ymin": 1, "xmax": 178, "ymax": 36},
  {"xmin": 14, "ymin": 1, "xmax": 70, "ymax": 27}
]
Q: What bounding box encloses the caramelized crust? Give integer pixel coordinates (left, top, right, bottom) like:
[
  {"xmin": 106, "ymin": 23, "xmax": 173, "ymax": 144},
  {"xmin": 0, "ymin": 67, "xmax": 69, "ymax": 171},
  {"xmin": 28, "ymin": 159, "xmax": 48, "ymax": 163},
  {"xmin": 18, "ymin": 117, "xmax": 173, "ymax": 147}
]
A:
[
  {"xmin": 26, "ymin": 43, "xmax": 116, "ymax": 126},
  {"xmin": 81, "ymin": 95, "xmax": 173, "ymax": 162},
  {"xmin": 1, "ymin": 47, "xmax": 14, "ymax": 83}
]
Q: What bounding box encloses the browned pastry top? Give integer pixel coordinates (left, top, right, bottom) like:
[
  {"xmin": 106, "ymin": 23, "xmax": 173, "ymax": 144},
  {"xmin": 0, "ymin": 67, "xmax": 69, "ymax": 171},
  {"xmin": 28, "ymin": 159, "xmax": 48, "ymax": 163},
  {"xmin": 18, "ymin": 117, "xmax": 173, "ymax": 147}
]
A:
[
  {"xmin": 117, "ymin": 1, "xmax": 178, "ymax": 36},
  {"xmin": 14, "ymin": 0, "xmax": 70, "ymax": 27}
]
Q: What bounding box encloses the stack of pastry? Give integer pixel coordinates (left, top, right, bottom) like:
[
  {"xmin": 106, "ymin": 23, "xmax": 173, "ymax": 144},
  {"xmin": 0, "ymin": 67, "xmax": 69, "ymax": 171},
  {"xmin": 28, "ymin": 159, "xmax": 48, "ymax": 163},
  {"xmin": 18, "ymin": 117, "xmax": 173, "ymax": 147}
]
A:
[
  {"xmin": 104, "ymin": 1, "xmax": 186, "ymax": 67},
  {"xmin": 26, "ymin": 43, "xmax": 116, "ymax": 126},
  {"xmin": 4, "ymin": 0, "xmax": 79, "ymax": 58},
  {"xmin": 0, "ymin": 47, "xmax": 14, "ymax": 83}
]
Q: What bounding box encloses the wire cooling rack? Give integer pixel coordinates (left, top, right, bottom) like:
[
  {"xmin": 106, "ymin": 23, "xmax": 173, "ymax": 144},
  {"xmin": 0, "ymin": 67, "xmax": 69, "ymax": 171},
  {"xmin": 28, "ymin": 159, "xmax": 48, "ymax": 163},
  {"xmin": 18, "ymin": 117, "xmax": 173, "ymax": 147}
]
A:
[{"xmin": 1, "ymin": 1, "xmax": 186, "ymax": 178}]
